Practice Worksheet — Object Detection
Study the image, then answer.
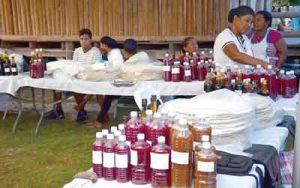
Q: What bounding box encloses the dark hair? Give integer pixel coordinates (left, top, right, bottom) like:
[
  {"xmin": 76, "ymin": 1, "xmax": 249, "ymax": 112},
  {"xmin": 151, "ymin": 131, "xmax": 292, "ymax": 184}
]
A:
[
  {"xmin": 256, "ymin": 10, "xmax": 272, "ymax": 27},
  {"xmin": 124, "ymin": 38, "xmax": 137, "ymax": 54},
  {"xmin": 79, "ymin": 28, "xmax": 92, "ymax": 38},
  {"xmin": 228, "ymin": 6, "xmax": 255, "ymax": 23},
  {"xmin": 100, "ymin": 36, "xmax": 118, "ymax": 49},
  {"xmin": 182, "ymin": 37, "xmax": 197, "ymax": 53}
]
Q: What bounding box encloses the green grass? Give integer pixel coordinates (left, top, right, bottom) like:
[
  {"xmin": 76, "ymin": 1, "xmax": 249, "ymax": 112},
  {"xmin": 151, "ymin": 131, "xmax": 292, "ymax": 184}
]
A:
[{"xmin": 0, "ymin": 112, "xmax": 104, "ymax": 188}]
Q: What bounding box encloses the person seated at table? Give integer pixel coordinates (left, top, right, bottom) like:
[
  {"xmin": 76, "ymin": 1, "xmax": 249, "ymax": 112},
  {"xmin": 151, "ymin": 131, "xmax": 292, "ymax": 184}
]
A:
[
  {"xmin": 179, "ymin": 37, "xmax": 200, "ymax": 62},
  {"xmin": 213, "ymin": 6, "xmax": 269, "ymax": 69},
  {"xmin": 87, "ymin": 36, "xmax": 124, "ymax": 129},
  {"xmin": 47, "ymin": 28, "xmax": 102, "ymax": 123},
  {"xmin": 249, "ymin": 10, "xmax": 287, "ymax": 70},
  {"xmin": 123, "ymin": 38, "xmax": 150, "ymax": 63}
]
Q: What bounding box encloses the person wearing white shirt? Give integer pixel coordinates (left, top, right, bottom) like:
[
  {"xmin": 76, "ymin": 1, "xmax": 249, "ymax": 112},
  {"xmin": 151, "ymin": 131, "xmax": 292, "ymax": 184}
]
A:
[
  {"xmin": 123, "ymin": 38, "xmax": 150, "ymax": 63},
  {"xmin": 213, "ymin": 6, "xmax": 269, "ymax": 69},
  {"xmin": 47, "ymin": 28, "xmax": 102, "ymax": 123}
]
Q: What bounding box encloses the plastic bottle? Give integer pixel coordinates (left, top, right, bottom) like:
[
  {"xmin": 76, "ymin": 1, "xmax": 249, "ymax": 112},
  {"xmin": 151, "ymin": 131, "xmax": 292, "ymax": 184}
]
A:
[
  {"xmin": 243, "ymin": 65, "xmax": 253, "ymax": 80},
  {"xmin": 191, "ymin": 117, "xmax": 212, "ymax": 150},
  {"xmin": 190, "ymin": 57, "xmax": 199, "ymax": 80},
  {"xmin": 151, "ymin": 136, "xmax": 171, "ymax": 187},
  {"xmin": 92, "ymin": 132, "xmax": 103, "ymax": 178},
  {"xmin": 103, "ymin": 134, "xmax": 115, "ymax": 180},
  {"xmin": 194, "ymin": 142, "xmax": 218, "ymax": 188},
  {"xmin": 290, "ymin": 70, "xmax": 297, "ymax": 96},
  {"xmin": 204, "ymin": 68, "xmax": 215, "ymax": 92},
  {"xmin": 125, "ymin": 111, "xmax": 145, "ymax": 144},
  {"xmin": 111, "ymin": 126, "xmax": 118, "ymax": 135},
  {"xmin": 198, "ymin": 60, "xmax": 206, "ymax": 81},
  {"xmin": 144, "ymin": 109, "xmax": 153, "ymax": 141},
  {"xmin": 130, "ymin": 133, "xmax": 151, "ymax": 184},
  {"xmin": 231, "ymin": 65, "xmax": 239, "ymax": 80},
  {"xmin": 171, "ymin": 61, "xmax": 181, "ymax": 82},
  {"xmin": 253, "ymin": 64, "xmax": 264, "ymax": 87},
  {"xmin": 171, "ymin": 118, "xmax": 193, "ymax": 187},
  {"xmin": 148, "ymin": 113, "xmax": 168, "ymax": 146},
  {"xmin": 163, "ymin": 53, "xmax": 172, "ymax": 81},
  {"xmin": 230, "ymin": 79, "xmax": 236, "ymax": 91},
  {"xmin": 278, "ymin": 70, "xmax": 285, "ymax": 95},
  {"xmin": 115, "ymin": 135, "xmax": 130, "ymax": 183},
  {"xmin": 114, "ymin": 130, "xmax": 121, "ymax": 144},
  {"xmin": 102, "ymin": 129, "xmax": 109, "ymax": 143},
  {"xmin": 183, "ymin": 62, "xmax": 192, "ymax": 82},
  {"xmin": 118, "ymin": 123, "xmax": 125, "ymax": 135},
  {"xmin": 265, "ymin": 65, "xmax": 278, "ymax": 100}
]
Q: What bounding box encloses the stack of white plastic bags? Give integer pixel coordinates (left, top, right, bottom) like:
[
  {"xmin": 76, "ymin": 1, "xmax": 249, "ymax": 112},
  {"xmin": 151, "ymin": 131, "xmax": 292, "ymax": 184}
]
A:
[{"xmin": 159, "ymin": 89, "xmax": 255, "ymax": 155}]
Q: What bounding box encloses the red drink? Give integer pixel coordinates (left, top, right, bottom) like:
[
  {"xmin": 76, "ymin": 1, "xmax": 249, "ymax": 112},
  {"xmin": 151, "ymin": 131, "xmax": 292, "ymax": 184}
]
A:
[
  {"xmin": 253, "ymin": 64, "xmax": 264, "ymax": 87},
  {"xmin": 198, "ymin": 60, "xmax": 206, "ymax": 81},
  {"xmin": 115, "ymin": 135, "xmax": 130, "ymax": 183},
  {"xmin": 183, "ymin": 62, "xmax": 192, "ymax": 82},
  {"xmin": 118, "ymin": 123, "xmax": 125, "ymax": 135},
  {"xmin": 243, "ymin": 65, "xmax": 253, "ymax": 80},
  {"xmin": 231, "ymin": 65, "xmax": 238, "ymax": 80},
  {"xmin": 148, "ymin": 113, "xmax": 168, "ymax": 146},
  {"xmin": 92, "ymin": 132, "xmax": 103, "ymax": 178},
  {"xmin": 171, "ymin": 61, "xmax": 181, "ymax": 82},
  {"xmin": 265, "ymin": 65, "xmax": 278, "ymax": 100},
  {"xmin": 130, "ymin": 133, "xmax": 151, "ymax": 184},
  {"xmin": 125, "ymin": 111, "xmax": 145, "ymax": 144},
  {"xmin": 278, "ymin": 70, "xmax": 285, "ymax": 95},
  {"xmin": 144, "ymin": 109, "xmax": 153, "ymax": 141},
  {"xmin": 163, "ymin": 53, "xmax": 172, "ymax": 81},
  {"xmin": 151, "ymin": 136, "xmax": 171, "ymax": 187},
  {"xmin": 103, "ymin": 134, "xmax": 116, "ymax": 180}
]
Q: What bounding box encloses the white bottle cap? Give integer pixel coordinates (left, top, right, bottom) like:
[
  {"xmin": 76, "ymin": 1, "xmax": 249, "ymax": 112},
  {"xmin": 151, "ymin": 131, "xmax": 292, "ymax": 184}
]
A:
[
  {"xmin": 220, "ymin": 68, "xmax": 225, "ymax": 73},
  {"xmin": 209, "ymin": 50, "xmax": 213, "ymax": 54},
  {"xmin": 146, "ymin": 110, "xmax": 153, "ymax": 116},
  {"xmin": 119, "ymin": 135, "xmax": 126, "ymax": 142},
  {"xmin": 174, "ymin": 61, "xmax": 180, "ymax": 65},
  {"xmin": 179, "ymin": 118, "xmax": 187, "ymax": 126},
  {"xmin": 200, "ymin": 60, "xmax": 204, "ymax": 63},
  {"xmin": 114, "ymin": 130, "xmax": 121, "ymax": 137},
  {"xmin": 231, "ymin": 79, "xmax": 236, "ymax": 83},
  {"xmin": 245, "ymin": 65, "xmax": 250, "ymax": 68},
  {"xmin": 165, "ymin": 53, "xmax": 169, "ymax": 57},
  {"xmin": 267, "ymin": 65, "xmax": 272, "ymax": 70},
  {"xmin": 107, "ymin": 134, "xmax": 114, "ymax": 140},
  {"xmin": 153, "ymin": 113, "xmax": 161, "ymax": 119},
  {"xmin": 102, "ymin": 129, "xmax": 109, "ymax": 135},
  {"xmin": 185, "ymin": 52, "xmax": 189, "ymax": 56},
  {"xmin": 193, "ymin": 52, "xmax": 197, "ymax": 55},
  {"xmin": 233, "ymin": 65, "xmax": 238, "ymax": 69},
  {"xmin": 96, "ymin": 132, "xmax": 103, "ymax": 138},
  {"xmin": 201, "ymin": 51, "xmax": 205, "ymax": 54},
  {"xmin": 201, "ymin": 135, "xmax": 210, "ymax": 142},
  {"xmin": 279, "ymin": 70, "xmax": 285, "ymax": 74},
  {"xmin": 158, "ymin": 136, "xmax": 165, "ymax": 144},
  {"xmin": 137, "ymin": 133, "xmax": 145, "ymax": 140},
  {"xmin": 130, "ymin": 111, "xmax": 138, "ymax": 117},
  {"xmin": 256, "ymin": 64, "xmax": 262, "ymax": 68},
  {"xmin": 39, "ymin": 48, "xmax": 43, "ymax": 52},
  {"xmin": 118, "ymin": 123, "xmax": 125, "ymax": 130},
  {"xmin": 202, "ymin": 142, "xmax": 211, "ymax": 149},
  {"xmin": 183, "ymin": 62, "xmax": 189, "ymax": 66},
  {"xmin": 290, "ymin": 70, "xmax": 295, "ymax": 75},
  {"xmin": 111, "ymin": 126, "xmax": 117, "ymax": 133}
]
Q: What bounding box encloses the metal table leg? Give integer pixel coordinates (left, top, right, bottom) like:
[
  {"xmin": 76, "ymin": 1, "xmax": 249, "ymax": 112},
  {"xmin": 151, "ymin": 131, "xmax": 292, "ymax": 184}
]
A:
[
  {"xmin": 12, "ymin": 90, "xmax": 23, "ymax": 135},
  {"xmin": 31, "ymin": 87, "xmax": 38, "ymax": 113},
  {"xmin": 34, "ymin": 89, "xmax": 45, "ymax": 137}
]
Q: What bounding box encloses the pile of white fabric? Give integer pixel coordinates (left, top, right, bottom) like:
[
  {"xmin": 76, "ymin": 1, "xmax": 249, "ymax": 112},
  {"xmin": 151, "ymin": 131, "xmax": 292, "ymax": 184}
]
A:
[
  {"xmin": 159, "ymin": 89, "xmax": 256, "ymax": 155},
  {"xmin": 242, "ymin": 93, "xmax": 284, "ymax": 130}
]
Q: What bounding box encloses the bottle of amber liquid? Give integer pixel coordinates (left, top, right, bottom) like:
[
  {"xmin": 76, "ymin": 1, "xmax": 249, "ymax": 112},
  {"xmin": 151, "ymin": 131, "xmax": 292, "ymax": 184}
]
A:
[
  {"xmin": 140, "ymin": 98, "xmax": 147, "ymax": 120},
  {"xmin": 171, "ymin": 118, "xmax": 193, "ymax": 188},
  {"xmin": 150, "ymin": 95, "xmax": 157, "ymax": 113},
  {"xmin": 194, "ymin": 141, "xmax": 218, "ymax": 188}
]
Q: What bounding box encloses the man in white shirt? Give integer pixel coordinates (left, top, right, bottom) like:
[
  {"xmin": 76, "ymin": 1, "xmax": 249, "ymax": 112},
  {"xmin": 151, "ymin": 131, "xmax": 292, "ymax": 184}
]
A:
[
  {"xmin": 123, "ymin": 38, "xmax": 150, "ymax": 63},
  {"xmin": 47, "ymin": 28, "xmax": 102, "ymax": 123}
]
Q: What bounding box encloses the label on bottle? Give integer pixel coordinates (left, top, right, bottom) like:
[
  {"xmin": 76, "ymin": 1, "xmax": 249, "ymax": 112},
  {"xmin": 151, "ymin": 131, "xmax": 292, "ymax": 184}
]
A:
[
  {"xmin": 197, "ymin": 161, "xmax": 215, "ymax": 172},
  {"xmin": 193, "ymin": 141, "xmax": 201, "ymax": 150},
  {"xmin": 130, "ymin": 149, "xmax": 138, "ymax": 165},
  {"xmin": 171, "ymin": 150, "xmax": 189, "ymax": 165},
  {"xmin": 150, "ymin": 152, "xmax": 169, "ymax": 170},
  {"xmin": 4, "ymin": 68, "xmax": 10, "ymax": 73},
  {"xmin": 163, "ymin": 65, "xmax": 171, "ymax": 72},
  {"xmin": 103, "ymin": 152, "xmax": 115, "ymax": 168},
  {"xmin": 92, "ymin": 151, "xmax": 102, "ymax": 164},
  {"xmin": 171, "ymin": 68, "xmax": 180, "ymax": 74},
  {"xmin": 115, "ymin": 154, "xmax": 128, "ymax": 168},
  {"xmin": 11, "ymin": 68, "xmax": 17, "ymax": 72},
  {"xmin": 184, "ymin": 70, "xmax": 191, "ymax": 76}
]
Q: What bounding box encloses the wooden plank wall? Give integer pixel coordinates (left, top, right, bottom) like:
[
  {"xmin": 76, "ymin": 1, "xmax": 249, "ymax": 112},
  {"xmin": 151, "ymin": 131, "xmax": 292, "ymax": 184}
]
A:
[{"xmin": 0, "ymin": 0, "xmax": 231, "ymax": 42}]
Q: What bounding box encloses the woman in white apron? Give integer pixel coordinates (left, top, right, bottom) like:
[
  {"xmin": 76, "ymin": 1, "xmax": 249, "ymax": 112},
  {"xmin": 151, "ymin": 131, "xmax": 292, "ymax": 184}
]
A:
[
  {"xmin": 214, "ymin": 6, "xmax": 269, "ymax": 69},
  {"xmin": 250, "ymin": 10, "xmax": 287, "ymax": 70}
]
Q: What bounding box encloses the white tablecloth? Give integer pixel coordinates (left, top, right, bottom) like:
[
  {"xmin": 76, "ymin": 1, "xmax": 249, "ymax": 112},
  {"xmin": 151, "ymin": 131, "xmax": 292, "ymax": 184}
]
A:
[{"xmin": 0, "ymin": 74, "xmax": 204, "ymax": 96}]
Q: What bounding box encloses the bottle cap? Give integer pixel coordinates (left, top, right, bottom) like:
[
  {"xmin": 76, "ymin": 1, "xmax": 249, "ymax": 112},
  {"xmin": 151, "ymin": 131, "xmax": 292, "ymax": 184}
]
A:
[
  {"xmin": 234, "ymin": 65, "xmax": 238, "ymax": 69},
  {"xmin": 267, "ymin": 65, "xmax": 272, "ymax": 70},
  {"xmin": 114, "ymin": 130, "xmax": 121, "ymax": 137},
  {"xmin": 111, "ymin": 126, "xmax": 117, "ymax": 133},
  {"xmin": 165, "ymin": 53, "xmax": 169, "ymax": 57},
  {"xmin": 185, "ymin": 52, "xmax": 189, "ymax": 56},
  {"xmin": 279, "ymin": 70, "xmax": 285, "ymax": 74},
  {"xmin": 179, "ymin": 118, "xmax": 187, "ymax": 126},
  {"xmin": 201, "ymin": 51, "xmax": 205, "ymax": 54},
  {"xmin": 146, "ymin": 110, "xmax": 153, "ymax": 116},
  {"xmin": 245, "ymin": 65, "xmax": 250, "ymax": 68},
  {"xmin": 183, "ymin": 62, "xmax": 189, "ymax": 66},
  {"xmin": 256, "ymin": 64, "xmax": 262, "ymax": 68},
  {"xmin": 102, "ymin": 129, "xmax": 109, "ymax": 135},
  {"xmin": 118, "ymin": 123, "xmax": 125, "ymax": 130},
  {"xmin": 96, "ymin": 132, "xmax": 103, "ymax": 138},
  {"xmin": 231, "ymin": 79, "xmax": 236, "ymax": 83},
  {"xmin": 193, "ymin": 52, "xmax": 197, "ymax": 55},
  {"xmin": 220, "ymin": 68, "xmax": 225, "ymax": 73},
  {"xmin": 153, "ymin": 113, "xmax": 161, "ymax": 119},
  {"xmin": 201, "ymin": 135, "xmax": 210, "ymax": 142},
  {"xmin": 119, "ymin": 135, "xmax": 126, "ymax": 142},
  {"xmin": 174, "ymin": 61, "xmax": 180, "ymax": 65},
  {"xmin": 202, "ymin": 142, "xmax": 211, "ymax": 149},
  {"xmin": 158, "ymin": 136, "xmax": 165, "ymax": 144},
  {"xmin": 107, "ymin": 134, "xmax": 114, "ymax": 140},
  {"xmin": 130, "ymin": 111, "xmax": 138, "ymax": 117},
  {"xmin": 290, "ymin": 70, "xmax": 295, "ymax": 75},
  {"xmin": 137, "ymin": 133, "xmax": 145, "ymax": 140}
]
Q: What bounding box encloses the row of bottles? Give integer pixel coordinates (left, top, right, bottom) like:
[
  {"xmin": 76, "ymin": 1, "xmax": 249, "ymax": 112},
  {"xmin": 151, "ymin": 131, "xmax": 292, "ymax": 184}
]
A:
[
  {"xmin": 163, "ymin": 52, "xmax": 215, "ymax": 82},
  {"xmin": 204, "ymin": 64, "xmax": 298, "ymax": 99},
  {"xmin": 92, "ymin": 110, "xmax": 217, "ymax": 187},
  {"xmin": 30, "ymin": 48, "xmax": 45, "ymax": 79},
  {"xmin": 0, "ymin": 51, "xmax": 18, "ymax": 76}
]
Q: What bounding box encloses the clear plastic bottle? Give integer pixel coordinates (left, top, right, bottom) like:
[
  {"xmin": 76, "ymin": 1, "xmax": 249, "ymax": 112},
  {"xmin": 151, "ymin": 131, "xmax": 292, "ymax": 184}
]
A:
[
  {"xmin": 278, "ymin": 70, "xmax": 285, "ymax": 95},
  {"xmin": 114, "ymin": 130, "xmax": 121, "ymax": 144},
  {"xmin": 125, "ymin": 111, "xmax": 145, "ymax": 144},
  {"xmin": 102, "ymin": 129, "xmax": 109, "ymax": 143},
  {"xmin": 265, "ymin": 65, "xmax": 278, "ymax": 100},
  {"xmin": 198, "ymin": 60, "xmax": 206, "ymax": 81},
  {"xmin": 191, "ymin": 117, "xmax": 212, "ymax": 150},
  {"xmin": 171, "ymin": 118, "xmax": 193, "ymax": 187},
  {"xmin": 148, "ymin": 113, "xmax": 168, "ymax": 146},
  {"xmin": 163, "ymin": 53, "xmax": 172, "ymax": 81},
  {"xmin": 171, "ymin": 61, "xmax": 181, "ymax": 82},
  {"xmin": 103, "ymin": 134, "xmax": 116, "ymax": 180},
  {"xmin": 118, "ymin": 123, "xmax": 125, "ymax": 135},
  {"xmin": 151, "ymin": 136, "xmax": 171, "ymax": 187},
  {"xmin": 111, "ymin": 126, "xmax": 118, "ymax": 135},
  {"xmin": 130, "ymin": 133, "xmax": 151, "ymax": 184},
  {"xmin": 144, "ymin": 109, "xmax": 153, "ymax": 141},
  {"xmin": 183, "ymin": 62, "xmax": 192, "ymax": 82},
  {"xmin": 92, "ymin": 132, "xmax": 103, "ymax": 178},
  {"xmin": 243, "ymin": 65, "xmax": 253, "ymax": 80},
  {"xmin": 231, "ymin": 65, "xmax": 239, "ymax": 80},
  {"xmin": 115, "ymin": 135, "xmax": 130, "ymax": 183}
]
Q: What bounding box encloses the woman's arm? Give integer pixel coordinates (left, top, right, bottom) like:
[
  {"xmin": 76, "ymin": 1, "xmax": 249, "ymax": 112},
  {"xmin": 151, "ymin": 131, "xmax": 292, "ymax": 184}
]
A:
[
  {"xmin": 274, "ymin": 38, "xmax": 288, "ymax": 69},
  {"xmin": 223, "ymin": 43, "xmax": 269, "ymax": 69}
]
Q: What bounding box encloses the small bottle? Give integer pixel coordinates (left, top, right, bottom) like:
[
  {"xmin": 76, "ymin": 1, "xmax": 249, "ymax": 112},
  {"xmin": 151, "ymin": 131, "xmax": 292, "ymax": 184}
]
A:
[
  {"xmin": 141, "ymin": 98, "xmax": 148, "ymax": 119},
  {"xmin": 115, "ymin": 135, "xmax": 130, "ymax": 183},
  {"xmin": 265, "ymin": 65, "xmax": 278, "ymax": 100},
  {"xmin": 125, "ymin": 111, "xmax": 145, "ymax": 144},
  {"xmin": 3, "ymin": 54, "xmax": 11, "ymax": 76},
  {"xmin": 230, "ymin": 79, "xmax": 236, "ymax": 91},
  {"xmin": 102, "ymin": 129, "xmax": 109, "ymax": 143},
  {"xmin": 259, "ymin": 78, "xmax": 269, "ymax": 96},
  {"xmin": 148, "ymin": 113, "xmax": 167, "ymax": 146},
  {"xmin": 243, "ymin": 79, "xmax": 252, "ymax": 93},
  {"xmin": 111, "ymin": 126, "xmax": 118, "ymax": 134},
  {"xmin": 92, "ymin": 132, "xmax": 103, "ymax": 178},
  {"xmin": 190, "ymin": 58, "xmax": 199, "ymax": 80},
  {"xmin": 103, "ymin": 134, "xmax": 115, "ymax": 180},
  {"xmin": 197, "ymin": 60, "xmax": 206, "ymax": 81},
  {"xmin": 231, "ymin": 65, "xmax": 239, "ymax": 80},
  {"xmin": 183, "ymin": 62, "xmax": 192, "ymax": 82},
  {"xmin": 171, "ymin": 61, "xmax": 181, "ymax": 82},
  {"xmin": 163, "ymin": 53, "xmax": 172, "ymax": 81},
  {"xmin": 150, "ymin": 95, "xmax": 157, "ymax": 113},
  {"xmin": 243, "ymin": 65, "xmax": 253, "ymax": 80},
  {"xmin": 114, "ymin": 130, "xmax": 121, "ymax": 144},
  {"xmin": 144, "ymin": 109, "xmax": 153, "ymax": 141},
  {"xmin": 151, "ymin": 136, "xmax": 171, "ymax": 187},
  {"xmin": 30, "ymin": 59, "xmax": 38, "ymax": 78},
  {"xmin": 204, "ymin": 68, "xmax": 214, "ymax": 92},
  {"xmin": 278, "ymin": 70, "xmax": 285, "ymax": 95},
  {"xmin": 118, "ymin": 123, "xmax": 125, "ymax": 135},
  {"xmin": 11, "ymin": 56, "xmax": 18, "ymax": 76}
]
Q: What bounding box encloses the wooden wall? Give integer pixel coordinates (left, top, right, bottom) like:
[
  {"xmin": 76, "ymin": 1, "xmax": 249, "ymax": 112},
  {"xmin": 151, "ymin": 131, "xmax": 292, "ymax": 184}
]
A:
[{"xmin": 0, "ymin": 0, "xmax": 231, "ymax": 42}]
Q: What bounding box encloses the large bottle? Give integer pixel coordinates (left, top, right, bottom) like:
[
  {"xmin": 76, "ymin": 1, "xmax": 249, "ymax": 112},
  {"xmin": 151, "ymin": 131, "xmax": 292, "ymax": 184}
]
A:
[
  {"xmin": 151, "ymin": 136, "xmax": 171, "ymax": 187},
  {"xmin": 190, "ymin": 116, "xmax": 212, "ymax": 150},
  {"xmin": 130, "ymin": 133, "xmax": 151, "ymax": 184},
  {"xmin": 171, "ymin": 118, "xmax": 193, "ymax": 187},
  {"xmin": 102, "ymin": 134, "xmax": 115, "ymax": 180},
  {"xmin": 282, "ymin": 71, "xmax": 297, "ymax": 98},
  {"xmin": 171, "ymin": 61, "xmax": 181, "ymax": 82},
  {"xmin": 194, "ymin": 142, "xmax": 218, "ymax": 188},
  {"xmin": 115, "ymin": 135, "xmax": 130, "ymax": 183},
  {"xmin": 148, "ymin": 113, "xmax": 168, "ymax": 146},
  {"xmin": 265, "ymin": 65, "xmax": 278, "ymax": 100},
  {"xmin": 163, "ymin": 53, "xmax": 172, "ymax": 81},
  {"xmin": 125, "ymin": 111, "xmax": 145, "ymax": 144},
  {"xmin": 92, "ymin": 132, "xmax": 103, "ymax": 178}
]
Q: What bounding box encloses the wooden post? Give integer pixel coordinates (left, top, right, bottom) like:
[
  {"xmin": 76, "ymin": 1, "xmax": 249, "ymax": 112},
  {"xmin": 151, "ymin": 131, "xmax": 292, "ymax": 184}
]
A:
[{"xmin": 65, "ymin": 42, "xmax": 74, "ymax": 60}]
